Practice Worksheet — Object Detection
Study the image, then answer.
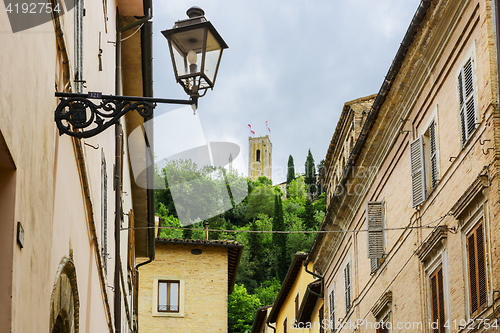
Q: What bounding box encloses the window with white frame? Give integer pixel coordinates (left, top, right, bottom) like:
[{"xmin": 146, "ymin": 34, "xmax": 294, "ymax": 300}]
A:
[
  {"xmin": 417, "ymin": 226, "xmax": 450, "ymax": 332},
  {"xmin": 410, "ymin": 119, "xmax": 439, "ymax": 207},
  {"xmin": 344, "ymin": 263, "xmax": 351, "ymax": 314},
  {"xmin": 153, "ymin": 276, "xmax": 185, "ymax": 317},
  {"xmin": 367, "ymin": 201, "xmax": 386, "ymax": 273},
  {"xmin": 451, "ymin": 174, "xmax": 489, "ymax": 319},
  {"xmin": 329, "ymin": 285, "xmax": 335, "ymax": 332},
  {"xmin": 158, "ymin": 280, "xmax": 179, "ymax": 312},
  {"xmin": 466, "ymin": 218, "xmax": 487, "ymax": 317},
  {"xmin": 429, "ymin": 265, "xmax": 446, "ymax": 332},
  {"xmin": 457, "ymin": 57, "xmax": 477, "ymax": 146}
]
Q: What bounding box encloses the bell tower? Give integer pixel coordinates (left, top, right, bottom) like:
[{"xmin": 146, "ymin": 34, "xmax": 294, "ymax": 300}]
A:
[{"xmin": 248, "ymin": 135, "xmax": 272, "ymax": 181}]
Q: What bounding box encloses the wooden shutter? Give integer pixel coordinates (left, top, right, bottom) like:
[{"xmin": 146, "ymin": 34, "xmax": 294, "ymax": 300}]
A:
[
  {"xmin": 428, "ymin": 120, "xmax": 438, "ymax": 189},
  {"xmin": 458, "ymin": 58, "xmax": 477, "ymax": 145},
  {"xmin": 367, "ymin": 201, "xmax": 385, "ymax": 259},
  {"xmin": 344, "ymin": 263, "xmax": 351, "ymax": 312},
  {"xmin": 410, "ymin": 137, "xmax": 426, "ymax": 207},
  {"xmin": 329, "ymin": 288, "xmax": 335, "ymax": 333},
  {"xmin": 128, "ymin": 210, "xmax": 135, "ymax": 271},
  {"xmin": 467, "ymin": 220, "xmax": 487, "ymax": 316},
  {"xmin": 430, "ymin": 266, "xmax": 445, "ymax": 333}
]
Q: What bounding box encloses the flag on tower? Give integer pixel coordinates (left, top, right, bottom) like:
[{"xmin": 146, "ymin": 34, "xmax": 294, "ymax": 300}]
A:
[
  {"xmin": 265, "ymin": 121, "xmax": 271, "ymax": 133},
  {"xmin": 248, "ymin": 124, "xmax": 255, "ymax": 136}
]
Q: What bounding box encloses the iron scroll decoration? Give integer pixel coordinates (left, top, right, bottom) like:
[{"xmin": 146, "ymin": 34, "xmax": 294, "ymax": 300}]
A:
[{"xmin": 54, "ymin": 92, "xmax": 196, "ymax": 138}]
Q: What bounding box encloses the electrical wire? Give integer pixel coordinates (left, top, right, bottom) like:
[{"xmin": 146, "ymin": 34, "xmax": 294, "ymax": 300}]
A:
[
  {"xmin": 120, "ymin": 23, "xmax": 143, "ymax": 42},
  {"xmin": 121, "ymin": 212, "xmax": 454, "ymax": 234}
]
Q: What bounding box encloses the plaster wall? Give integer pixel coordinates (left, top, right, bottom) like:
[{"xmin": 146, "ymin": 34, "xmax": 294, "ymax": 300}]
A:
[{"xmin": 0, "ymin": 0, "xmax": 137, "ymax": 331}]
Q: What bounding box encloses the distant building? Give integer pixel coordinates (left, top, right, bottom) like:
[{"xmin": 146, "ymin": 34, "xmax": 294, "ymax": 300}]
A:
[
  {"xmin": 249, "ymin": 135, "xmax": 272, "ymax": 181},
  {"xmin": 138, "ymin": 238, "xmax": 243, "ymax": 332}
]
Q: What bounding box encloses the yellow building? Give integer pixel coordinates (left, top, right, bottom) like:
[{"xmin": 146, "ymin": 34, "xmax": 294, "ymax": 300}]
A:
[
  {"xmin": 249, "ymin": 135, "xmax": 273, "ymax": 181},
  {"xmin": 264, "ymin": 253, "xmax": 324, "ymax": 332},
  {"xmin": 310, "ymin": 0, "xmax": 500, "ymax": 332},
  {"xmin": 137, "ymin": 238, "xmax": 243, "ymax": 332}
]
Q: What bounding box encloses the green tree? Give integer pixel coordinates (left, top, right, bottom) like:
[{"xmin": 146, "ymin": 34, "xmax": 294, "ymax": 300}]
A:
[
  {"xmin": 244, "ymin": 183, "xmax": 275, "ymax": 221},
  {"xmin": 248, "ymin": 219, "xmax": 265, "ymax": 286},
  {"xmin": 272, "ymin": 195, "xmax": 288, "ymax": 281},
  {"xmin": 228, "ymin": 284, "xmax": 261, "ymax": 332},
  {"xmin": 303, "ymin": 197, "xmax": 315, "ymax": 230},
  {"xmin": 286, "ymin": 155, "xmax": 295, "ymax": 198},
  {"xmin": 254, "ymin": 277, "xmax": 281, "ymax": 306},
  {"xmin": 305, "ymin": 149, "xmax": 317, "ymax": 199},
  {"xmin": 287, "ymin": 175, "xmax": 307, "ymax": 205}
]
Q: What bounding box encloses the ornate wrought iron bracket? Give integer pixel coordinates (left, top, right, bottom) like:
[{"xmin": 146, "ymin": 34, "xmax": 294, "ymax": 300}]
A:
[{"xmin": 54, "ymin": 92, "xmax": 197, "ymax": 138}]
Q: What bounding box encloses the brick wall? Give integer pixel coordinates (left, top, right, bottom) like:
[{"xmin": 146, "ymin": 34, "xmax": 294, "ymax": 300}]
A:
[{"xmin": 138, "ymin": 243, "xmax": 229, "ymax": 332}]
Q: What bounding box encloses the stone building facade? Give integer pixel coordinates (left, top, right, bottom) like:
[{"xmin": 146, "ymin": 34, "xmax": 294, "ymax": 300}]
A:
[
  {"xmin": 308, "ymin": 0, "xmax": 500, "ymax": 332},
  {"xmin": 249, "ymin": 135, "xmax": 273, "ymax": 181}
]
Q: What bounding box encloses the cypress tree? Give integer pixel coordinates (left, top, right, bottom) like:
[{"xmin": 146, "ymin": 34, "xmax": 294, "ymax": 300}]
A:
[
  {"xmin": 272, "ymin": 194, "xmax": 287, "ymax": 281},
  {"xmin": 304, "ymin": 197, "xmax": 315, "ymax": 229},
  {"xmin": 304, "ymin": 149, "xmax": 317, "ymax": 198},
  {"xmin": 286, "ymin": 155, "xmax": 295, "ymax": 198}
]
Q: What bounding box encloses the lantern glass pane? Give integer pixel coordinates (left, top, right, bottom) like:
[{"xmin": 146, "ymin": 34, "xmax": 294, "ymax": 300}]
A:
[
  {"xmin": 170, "ymin": 27, "xmax": 206, "ymax": 77},
  {"xmin": 204, "ymin": 30, "xmax": 222, "ymax": 84}
]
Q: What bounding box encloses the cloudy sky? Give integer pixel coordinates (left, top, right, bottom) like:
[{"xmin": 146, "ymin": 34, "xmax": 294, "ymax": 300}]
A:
[{"xmin": 152, "ymin": 0, "xmax": 422, "ymax": 184}]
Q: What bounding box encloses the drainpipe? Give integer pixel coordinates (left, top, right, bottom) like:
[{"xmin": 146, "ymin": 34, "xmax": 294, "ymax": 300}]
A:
[
  {"xmin": 304, "ymin": 259, "xmax": 323, "ymax": 298},
  {"xmin": 115, "ymin": 2, "xmax": 153, "ymax": 332}
]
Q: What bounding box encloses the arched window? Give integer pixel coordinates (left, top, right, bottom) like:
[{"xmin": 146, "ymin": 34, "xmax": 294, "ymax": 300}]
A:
[{"xmin": 256, "ymin": 149, "xmax": 261, "ymax": 162}]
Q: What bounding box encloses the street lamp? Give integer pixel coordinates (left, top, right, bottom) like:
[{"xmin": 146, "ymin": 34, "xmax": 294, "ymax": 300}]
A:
[
  {"xmin": 54, "ymin": 7, "xmax": 227, "ymax": 139},
  {"xmin": 161, "ymin": 7, "xmax": 228, "ymax": 99}
]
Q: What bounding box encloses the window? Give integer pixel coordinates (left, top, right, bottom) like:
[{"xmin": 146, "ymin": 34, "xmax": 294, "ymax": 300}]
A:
[
  {"xmin": 417, "ymin": 227, "xmax": 449, "ymax": 331},
  {"xmin": 457, "ymin": 57, "xmax": 477, "ymax": 146},
  {"xmin": 376, "ymin": 316, "xmax": 390, "ymax": 333},
  {"xmin": 430, "ymin": 266, "xmax": 445, "ymax": 332},
  {"xmin": 158, "ymin": 280, "xmax": 180, "ymax": 313},
  {"xmin": 467, "ymin": 219, "xmax": 487, "ymax": 316},
  {"xmin": 424, "ymin": 120, "xmax": 438, "ymax": 190},
  {"xmin": 371, "ymin": 291, "xmax": 392, "ymax": 333},
  {"xmin": 329, "ymin": 286, "xmax": 335, "ymax": 332},
  {"xmin": 410, "ymin": 120, "xmax": 439, "ymax": 207},
  {"xmin": 367, "ymin": 201, "xmax": 385, "ymax": 273},
  {"xmin": 283, "ymin": 317, "xmax": 287, "ymax": 333},
  {"xmin": 319, "ymin": 306, "xmax": 324, "ymax": 333},
  {"xmin": 256, "ymin": 149, "xmax": 261, "ymax": 162},
  {"xmin": 344, "ymin": 263, "xmax": 351, "ymax": 313},
  {"xmin": 153, "ymin": 276, "xmax": 185, "ymax": 317},
  {"xmin": 101, "ymin": 150, "xmax": 107, "ymax": 274}
]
